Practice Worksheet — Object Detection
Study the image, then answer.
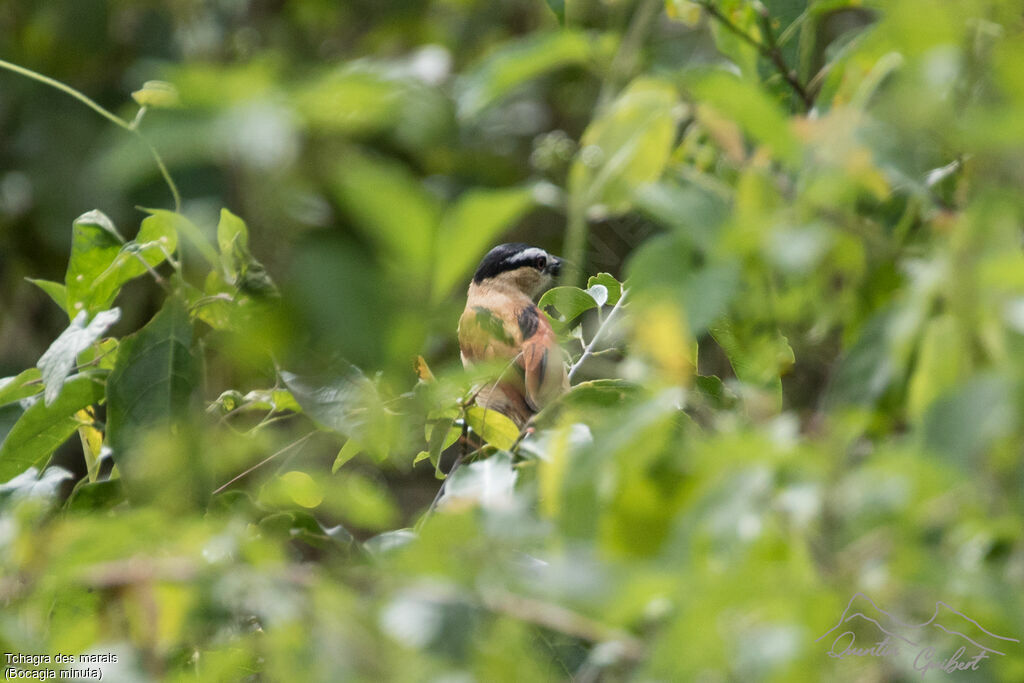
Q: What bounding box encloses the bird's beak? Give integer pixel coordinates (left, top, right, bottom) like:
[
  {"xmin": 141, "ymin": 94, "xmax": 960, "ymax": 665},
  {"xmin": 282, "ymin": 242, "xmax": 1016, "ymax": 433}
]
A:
[{"xmin": 546, "ymin": 257, "xmax": 563, "ymax": 277}]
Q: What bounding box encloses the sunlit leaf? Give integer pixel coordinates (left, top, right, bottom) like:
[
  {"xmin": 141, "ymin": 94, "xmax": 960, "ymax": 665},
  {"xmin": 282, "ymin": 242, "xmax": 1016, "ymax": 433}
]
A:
[
  {"xmin": 0, "ymin": 368, "xmax": 43, "ymax": 406},
  {"xmin": 457, "ymin": 31, "xmax": 599, "ymax": 119},
  {"xmin": 0, "ymin": 376, "xmax": 104, "ymax": 482},
  {"xmin": 25, "ymin": 278, "xmax": 68, "ymax": 314},
  {"xmin": 131, "ymin": 80, "xmax": 180, "ymax": 108},
  {"xmin": 465, "ymin": 406, "xmax": 520, "ymax": 450},
  {"xmin": 569, "ymin": 78, "xmax": 680, "ymax": 214},
  {"xmin": 432, "ymin": 186, "xmax": 535, "ymax": 301},
  {"xmin": 538, "ymin": 286, "xmax": 599, "ymax": 322},
  {"xmin": 37, "ymin": 308, "xmax": 120, "ymax": 405}
]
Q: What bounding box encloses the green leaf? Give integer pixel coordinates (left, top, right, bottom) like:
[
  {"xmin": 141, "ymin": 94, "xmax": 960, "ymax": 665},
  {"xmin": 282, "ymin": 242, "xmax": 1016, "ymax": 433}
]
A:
[
  {"xmin": 665, "ymin": 0, "xmax": 702, "ymax": 26},
  {"xmin": 568, "ymin": 78, "xmax": 680, "ymax": 215},
  {"xmin": 432, "ymin": 186, "xmax": 536, "ymax": 301},
  {"xmin": 65, "ymin": 210, "xmax": 125, "ymax": 316},
  {"xmin": 465, "ymin": 406, "xmax": 520, "ymax": 450},
  {"xmin": 457, "ymin": 31, "xmax": 599, "ymax": 119},
  {"xmin": 282, "ymin": 363, "xmax": 395, "ymax": 462},
  {"xmin": 538, "ymin": 286, "xmax": 599, "ymax": 322},
  {"xmin": 544, "ymin": 0, "xmax": 566, "ymax": 24},
  {"xmin": 426, "ymin": 416, "xmax": 457, "ymax": 480},
  {"xmin": 332, "ymin": 439, "xmax": 361, "ymax": 474},
  {"xmin": 131, "ymin": 80, "xmax": 180, "ymax": 108},
  {"xmin": 0, "ymin": 376, "xmax": 104, "ymax": 482},
  {"xmin": 586, "ymin": 273, "xmax": 623, "ymax": 306},
  {"xmin": 106, "ymin": 297, "xmax": 199, "ymax": 463},
  {"xmin": 141, "ymin": 207, "xmax": 217, "ymax": 268},
  {"xmin": 65, "ymin": 479, "xmax": 125, "ymax": 512},
  {"xmin": 65, "ymin": 209, "xmax": 179, "ymax": 315},
  {"xmin": 25, "ymin": 278, "xmax": 68, "ymax": 314},
  {"xmin": 689, "ymin": 71, "xmax": 801, "ymax": 167},
  {"xmin": 37, "ymin": 308, "xmax": 121, "ymax": 406},
  {"xmin": 215, "ymin": 208, "xmax": 276, "ymax": 296},
  {"xmin": 331, "ymin": 152, "xmax": 439, "ymax": 280},
  {"xmin": 906, "ymin": 314, "xmax": 966, "ymax": 421},
  {"xmin": 0, "ymin": 368, "xmax": 43, "ymax": 406}
]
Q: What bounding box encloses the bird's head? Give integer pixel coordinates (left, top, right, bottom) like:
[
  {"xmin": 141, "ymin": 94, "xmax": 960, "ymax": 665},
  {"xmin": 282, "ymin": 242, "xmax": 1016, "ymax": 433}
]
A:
[{"xmin": 471, "ymin": 243, "xmax": 562, "ymax": 299}]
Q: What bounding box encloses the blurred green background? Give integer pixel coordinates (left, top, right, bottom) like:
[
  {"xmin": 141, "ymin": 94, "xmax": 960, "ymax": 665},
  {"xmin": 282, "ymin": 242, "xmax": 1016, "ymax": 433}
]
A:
[{"xmin": 2, "ymin": 0, "xmax": 1024, "ymax": 681}]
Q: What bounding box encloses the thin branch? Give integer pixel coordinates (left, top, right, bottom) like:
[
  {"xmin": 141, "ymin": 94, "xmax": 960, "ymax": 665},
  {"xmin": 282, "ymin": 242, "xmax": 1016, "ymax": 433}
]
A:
[
  {"xmin": 568, "ymin": 289, "xmax": 628, "ymax": 382},
  {"xmin": 482, "ymin": 588, "xmax": 646, "ymax": 662},
  {"xmin": 211, "ymin": 432, "xmax": 315, "ymax": 495},
  {"xmin": 696, "ymin": 2, "xmax": 813, "ymax": 111},
  {"xmin": 0, "ymin": 59, "xmax": 181, "ymax": 211}
]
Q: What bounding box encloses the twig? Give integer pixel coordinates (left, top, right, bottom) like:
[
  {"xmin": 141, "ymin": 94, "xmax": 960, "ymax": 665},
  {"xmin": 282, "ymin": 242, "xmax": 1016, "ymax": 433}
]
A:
[
  {"xmin": 696, "ymin": 1, "xmax": 813, "ymax": 111},
  {"xmin": 211, "ymin": 431, "xmax": 315, "ymax": 494},
  {"xmin": 568, "ymin": 288, "xmax": 628, "ymax": 382},
  {"xmin": 482, "ymin": 588, "xmax": 646, "ymax": 662},
  {"xmin": 0, "ymin": 59, "xmax": 181, "ymax": 211}
]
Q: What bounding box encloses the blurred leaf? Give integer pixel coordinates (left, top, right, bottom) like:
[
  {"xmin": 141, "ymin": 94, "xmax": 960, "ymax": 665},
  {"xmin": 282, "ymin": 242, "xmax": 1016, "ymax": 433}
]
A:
[
  {"xmin": 546, "ymin": 0, "xmax": 566, "ymax": 24},
  {"xmin": 710, "ymin": 319, "xmax": 794, "ymax": 389},
  {"xmin": 0, "ymin": 376, "xmax": 104, "ymax": 482},
  {"xmin": 282, "ymin": 363, "xmax": 394, "ymax": 462},
  {"xmin": 569, "ymin": 78, "xmax": 679, "ymax": 214},
  {"xmin": 216, "ymin": 208, "xmax": 276, "ymax": 296},
  {"xmin": 280, "ymin": 470, "xmax": 323, "ymax": 508},
  {"xmin": 414, "ymin": 355, "xmax": 435, "ymax": 383},
  {"xmin": 25, "ymin": 278, "xmax": 68, "ymax": 314},
  {"xmin": 65, "ymin": 479, "xmax": 125, "ymax": 512},
  {"xmin": 690, "ymin": 72, "xmax": 801, "ymax": 167},
  {"xmin": 37, "ymin": 308, "xmax": 120, "ymax": 406},
  {"xmin": 295, "ymin": 67, "xmax": 405, "ymax": 135},
  {"xmin": 922, "ymin": 375, "xmax": 1016, "ymax": 466},
  {"xmin": 665, "ymin": 0, "xmax": 703, "ymax": 26},
  {"xmin": 106, "ymin": 297, "xmax": 199, "ymax": 464},
  {"xmin": 538, "ymin": 286, "xmax": 599, "ymax": 322},
  {"xmin": 457, "ymin": 31, "xmax": 597, "ymax": 119},
  {"xmin": 331, "ymin": 152, "xmax": 439, "ymax": 280},
  {"xmin": 0, "ymin": 465, "xmax": 73, "ymax": 504},
  {"xmin": 906, "ymin": 313, "xmax": 967, "ymax": 421},
  {"xmin": 824, "ymin": 309, "xmax": 895, "ymax": 407},
  {"xmin": 426, "ymin": 416, "xmax": 458, "ymax": 479},
  {"xmin": 443, "ymin": 451, "xmax": 518, "ymax": 510},
  {"xmin": 432, "ymin": 186, "xmax": 536, "ymax": 301},
  {"xmin": 131, "ymin": 80, "xmax": 180, "ymax": 108},
  {"xmin": 465, "ymin": 406, "xmax": 520, "ymax": 450},
  {"xmin": 142, "ymin": 207, "xmax": 216, "ymax": 268},
  {"xmin": 332, "ymin": 439, "xmax": 361, "ymax": 474}
]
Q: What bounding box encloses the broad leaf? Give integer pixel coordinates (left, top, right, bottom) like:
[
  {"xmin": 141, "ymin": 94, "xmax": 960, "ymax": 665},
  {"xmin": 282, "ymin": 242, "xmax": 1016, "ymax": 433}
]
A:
[
  {"xmin": 37, "ymin": 308, "xmax": 121, "ymax": 405},
  {"xmin": 0, "ymin": 376, "xmax": 104, "ymax": 482},
  {"xmin": 106, "ymin": 297, "xmax": 199, "ymax": 462},
  {"xmin": 25, "ymin": 278, "xmax": 68, "ymax": 313},
  {"xmin": 586, "ymin": 272, "xmax": 623, "ymax": 306},
  {"xmin": 0, "ymin": 368, "xmax": 42, "ymax": 406},
  {"xmin": 432, "ymin": 186, "xmax": 536, "ymax": 301},
  {"xmin": 568, "ymin": 78, "xmax": 679, "ymax": 214},
  {"xmin": 65, "ymin": 210, "xmax": 125, "ymax": 316},
  {"xmin": 282, "ymin": 363, "xmax": 395, "ymax": 462},
  {"xmin": 457, "ymin": 31, "xmax": 598, "ymax": 119},
  {"xmin": 465, "ymin": 406, "xmax": 520, "ymax": 450},
  {"xmin": 538, "ymin": 286, "xmax": 599, "ymax": 322}
]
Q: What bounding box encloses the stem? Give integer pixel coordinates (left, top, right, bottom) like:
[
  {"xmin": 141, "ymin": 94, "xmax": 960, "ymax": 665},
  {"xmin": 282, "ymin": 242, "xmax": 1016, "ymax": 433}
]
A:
[
  {"xmin": 696, "ymin": 2, "xmax": 813, "ymax": 111},
  {"xmin": 568, "ymin": 288, "xmax": 628, "ymax": 382},
  {"xmin": 211, "ymin": 432, "xmax": 315, "ymax": 494},
  {"xmin": 0, "ymin": 59, "xmax": 181, "ymax": 211}
]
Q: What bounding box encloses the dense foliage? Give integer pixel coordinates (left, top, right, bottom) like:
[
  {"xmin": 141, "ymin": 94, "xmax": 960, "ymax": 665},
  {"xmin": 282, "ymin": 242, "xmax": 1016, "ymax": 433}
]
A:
[{"xmin": 2, "ymin": 0, "xmax": 1024, "ymax": 680}]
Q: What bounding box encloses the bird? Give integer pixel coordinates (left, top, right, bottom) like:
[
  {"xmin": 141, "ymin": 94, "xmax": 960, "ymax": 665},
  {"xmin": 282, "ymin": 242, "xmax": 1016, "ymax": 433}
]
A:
[{"xmin": 458, "ymin": 243, "xmax": 569, "ymax": 428}]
